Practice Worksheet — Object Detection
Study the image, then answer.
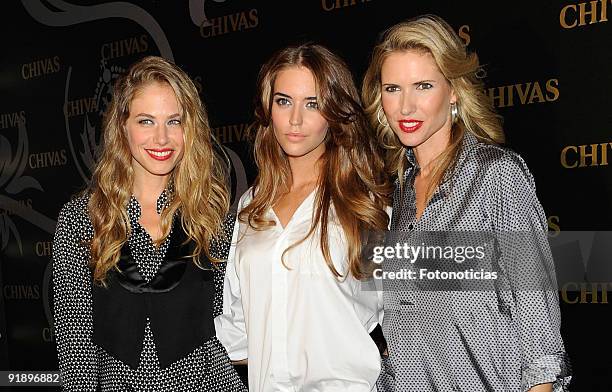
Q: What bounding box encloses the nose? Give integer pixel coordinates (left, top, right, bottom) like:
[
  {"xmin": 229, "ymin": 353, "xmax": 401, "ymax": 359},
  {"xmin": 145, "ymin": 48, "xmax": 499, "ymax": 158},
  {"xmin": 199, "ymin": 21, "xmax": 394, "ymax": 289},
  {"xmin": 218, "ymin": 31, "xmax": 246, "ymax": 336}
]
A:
[
  {"xmin": 400, "ymin": 91, "xmax": 416, "ymax": 116},
  {"xmin": 153, "ymin": 123, "xmax": 169, "ymax": 145},
  {"xmin": 289, "ymin": 105, "xmax": 303, "ymax": 126}
]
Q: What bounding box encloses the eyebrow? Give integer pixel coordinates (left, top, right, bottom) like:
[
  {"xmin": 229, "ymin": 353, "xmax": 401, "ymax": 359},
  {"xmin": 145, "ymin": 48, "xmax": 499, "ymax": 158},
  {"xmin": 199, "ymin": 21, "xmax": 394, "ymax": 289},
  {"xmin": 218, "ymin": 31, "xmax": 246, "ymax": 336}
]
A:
[
  {"xmin": 273, "ymin": 92, "xmax": 317, "ymax": 100},
  {"xmin": 135, "ymin": 113, "xmax": 181, "ymax": 118},
  {"xmin": 382, "ymin": 80, "xmax": 436, "ymax": 86}
]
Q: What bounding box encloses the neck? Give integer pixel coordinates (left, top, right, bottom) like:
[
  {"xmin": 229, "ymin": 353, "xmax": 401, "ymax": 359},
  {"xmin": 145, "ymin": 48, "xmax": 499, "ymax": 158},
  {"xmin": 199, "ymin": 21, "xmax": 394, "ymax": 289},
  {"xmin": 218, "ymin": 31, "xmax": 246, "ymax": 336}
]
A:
[
  {"xmin": 413, "ymin": 127, "xmax": 451, "ymax": 178},
  {"xmin": 287, "ymin": 148, "xmax": 324, "ymax": 190},
  {"xmin": 132, "ymin": 175, "xmax": 168, "ymax": 207}
]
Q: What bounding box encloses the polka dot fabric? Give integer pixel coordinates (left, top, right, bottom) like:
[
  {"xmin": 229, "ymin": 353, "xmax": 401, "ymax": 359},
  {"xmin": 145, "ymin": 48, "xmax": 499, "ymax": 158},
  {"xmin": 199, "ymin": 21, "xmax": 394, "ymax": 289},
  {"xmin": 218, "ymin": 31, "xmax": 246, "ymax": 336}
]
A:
[
  {"xmin": 52, "ymin": 191, "xmax": 246, "ymax": 391},
  {"xmin": 378, "ymin": 133, "xmax": 571, "ymax": 392}
]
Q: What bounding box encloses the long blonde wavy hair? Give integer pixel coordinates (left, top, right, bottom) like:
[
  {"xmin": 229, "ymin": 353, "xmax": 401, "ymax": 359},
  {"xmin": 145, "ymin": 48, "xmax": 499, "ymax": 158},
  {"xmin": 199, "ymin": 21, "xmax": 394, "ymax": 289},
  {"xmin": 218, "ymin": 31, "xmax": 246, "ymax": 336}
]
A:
[
  {"xmin": 240, "ymin": 43, "xmax": 391, "ymax": 279},
  {"xmin": 362, "ymin": 14, "xmax": 504, "ymax": 202},
  {"xmin": 88, "ymin": 56, "xmax": 230, "ymax": 284}
]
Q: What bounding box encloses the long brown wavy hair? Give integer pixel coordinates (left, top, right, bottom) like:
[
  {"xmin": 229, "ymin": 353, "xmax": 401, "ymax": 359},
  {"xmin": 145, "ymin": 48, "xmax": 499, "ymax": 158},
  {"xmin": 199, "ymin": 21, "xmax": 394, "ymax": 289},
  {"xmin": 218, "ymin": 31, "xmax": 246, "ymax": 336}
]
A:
[
  {"xmin": 240, "ymin": 43, "xmax": 391, "ymax": 279},
  {"xmin": 88, "ymin": 56, "xmax": 230, "ymax": 284},
  {"xmin": 362, "ymin": 14, "xmax": 504, "ymax": 202}
]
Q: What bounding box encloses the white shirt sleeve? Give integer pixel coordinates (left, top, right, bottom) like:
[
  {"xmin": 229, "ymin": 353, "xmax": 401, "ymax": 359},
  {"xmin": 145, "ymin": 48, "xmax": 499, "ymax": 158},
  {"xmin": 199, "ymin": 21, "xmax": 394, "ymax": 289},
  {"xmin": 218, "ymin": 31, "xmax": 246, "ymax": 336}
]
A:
[
  {"xmin": 376, "ymin": 280, "xmax": 384, "ymax": 327},
  {"xmin": 378, "ymin": 205, "xmax": 393, "ymax": 325},
  {"xmin": 214, "ymin": 203, "xmax": 248, "ymax": 361},
  {"xmin": 352, "ymin": 277, "xmax": 382, "ymax": 333},
  {"xmin": 348, "ymin": 205, "xmax": 392, "ymax": 333}
]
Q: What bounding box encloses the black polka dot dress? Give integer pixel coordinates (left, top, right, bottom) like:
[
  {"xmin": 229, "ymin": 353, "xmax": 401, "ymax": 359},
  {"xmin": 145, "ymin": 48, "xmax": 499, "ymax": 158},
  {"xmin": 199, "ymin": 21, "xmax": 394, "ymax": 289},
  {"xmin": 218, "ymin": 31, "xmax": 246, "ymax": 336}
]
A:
[
  {"xmin": 52, "ymin": 191, "xmax": 246, "ymax": 391},
  {"xmin": 377, "ymin": 132, "xmax": 571, "ymax": 392}
]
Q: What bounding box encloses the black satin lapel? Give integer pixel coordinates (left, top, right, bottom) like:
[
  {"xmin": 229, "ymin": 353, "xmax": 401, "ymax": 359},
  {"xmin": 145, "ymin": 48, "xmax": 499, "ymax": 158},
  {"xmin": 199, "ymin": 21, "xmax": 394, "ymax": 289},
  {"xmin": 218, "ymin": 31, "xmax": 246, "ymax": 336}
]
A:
[
  {"xmin": 115, "ymin": 218, "xmax": 193, "ymax": 294},
  {"xmin": 147, "ymin": 260, "xmax": 187, "ymax": 292},
  {"xmin": 116, "ymin": 242, "xmax": 148, "ymax": 293},
  {"xmin": 147, "ymin": 219, "xmax": 190, "ymax": 292}
]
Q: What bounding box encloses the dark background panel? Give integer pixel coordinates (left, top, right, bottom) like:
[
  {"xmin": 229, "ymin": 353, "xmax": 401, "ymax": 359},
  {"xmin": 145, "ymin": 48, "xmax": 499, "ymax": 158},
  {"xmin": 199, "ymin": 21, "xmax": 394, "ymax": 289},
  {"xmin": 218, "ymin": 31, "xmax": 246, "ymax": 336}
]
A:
[{"xmin": 0, "ymin": 1, "xmax": 610, "ymax": 390}]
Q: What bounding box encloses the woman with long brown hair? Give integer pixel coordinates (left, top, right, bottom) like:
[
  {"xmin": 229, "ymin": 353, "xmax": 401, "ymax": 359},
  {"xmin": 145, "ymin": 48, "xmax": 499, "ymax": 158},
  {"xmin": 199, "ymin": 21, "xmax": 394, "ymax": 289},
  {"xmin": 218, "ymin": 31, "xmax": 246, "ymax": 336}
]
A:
[
  {"xmin": 362, "ymin": 15, "xmax": 570, "ymax": 392},
  {"xmin": 215, "ymin": 43, "xmax": 391, "ymax": 391},
  {"xmin": 52, "ymin": 56, "xmax": 245, "ymax": 391}
]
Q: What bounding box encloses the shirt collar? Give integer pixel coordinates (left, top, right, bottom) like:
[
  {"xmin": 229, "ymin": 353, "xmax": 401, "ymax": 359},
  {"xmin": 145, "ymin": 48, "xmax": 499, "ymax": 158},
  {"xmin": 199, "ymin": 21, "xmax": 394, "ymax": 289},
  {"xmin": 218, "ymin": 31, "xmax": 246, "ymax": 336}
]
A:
[
  {"xmin": 127, "ymin": 187, "xmax": 173, "ymax": 226},
  {"xmin": 454, "ymin": 131, "xmax": 478, "ymax": 170},
  {"xmin": 401, "ymin": 131, "xmax": 480, "ymax": 197}
]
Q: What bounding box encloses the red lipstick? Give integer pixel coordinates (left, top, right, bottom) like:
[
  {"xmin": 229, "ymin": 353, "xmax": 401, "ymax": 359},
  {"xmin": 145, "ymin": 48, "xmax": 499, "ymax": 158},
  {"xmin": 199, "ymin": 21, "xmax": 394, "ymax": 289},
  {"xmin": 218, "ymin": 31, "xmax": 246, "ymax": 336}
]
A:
[
  {"xmin": 398, "ymin": 119, "xmax": 423, "ymax": 133},
  {"xmin": 146, "ymin": 148, "xmax": 174, "ymax": 161}
]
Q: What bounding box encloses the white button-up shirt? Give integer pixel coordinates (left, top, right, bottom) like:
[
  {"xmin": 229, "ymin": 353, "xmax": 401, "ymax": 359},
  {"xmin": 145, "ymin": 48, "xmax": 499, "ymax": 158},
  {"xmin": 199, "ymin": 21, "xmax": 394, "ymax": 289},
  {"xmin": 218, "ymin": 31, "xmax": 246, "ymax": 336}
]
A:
[{"xmin": 215, "ymin": 188, "xmax": 382, "ymax": 392}]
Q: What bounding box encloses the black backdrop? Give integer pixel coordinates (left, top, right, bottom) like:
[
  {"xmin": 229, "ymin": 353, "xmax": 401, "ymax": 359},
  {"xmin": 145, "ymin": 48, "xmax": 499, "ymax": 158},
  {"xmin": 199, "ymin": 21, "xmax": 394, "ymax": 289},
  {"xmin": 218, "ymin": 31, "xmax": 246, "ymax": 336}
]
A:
[{"xmin": 0, "ymin": 1, "xmax": 610, "ymax": 390}]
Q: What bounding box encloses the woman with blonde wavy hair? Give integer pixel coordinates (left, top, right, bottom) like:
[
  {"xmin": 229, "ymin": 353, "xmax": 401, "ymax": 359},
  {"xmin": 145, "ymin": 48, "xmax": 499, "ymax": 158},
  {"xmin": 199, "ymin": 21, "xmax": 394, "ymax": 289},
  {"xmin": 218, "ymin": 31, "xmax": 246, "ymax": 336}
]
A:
[
  {"xmin": 52, "ymin": 56, "xmax": 246, "ymax": 391},
  {"xmin": 215, "ymin": 43, "xmax": 391, "ymax": 391},
  {"xmin": 362, "ymin": 14, "xmax": 570, "ymax": 392}
]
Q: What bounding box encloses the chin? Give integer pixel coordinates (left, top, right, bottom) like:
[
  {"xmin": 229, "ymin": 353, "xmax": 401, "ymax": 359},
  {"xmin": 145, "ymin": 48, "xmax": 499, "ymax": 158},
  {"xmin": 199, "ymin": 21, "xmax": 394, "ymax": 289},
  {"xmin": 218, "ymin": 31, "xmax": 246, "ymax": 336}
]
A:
[
  {"xmin": 394, "ymin": 135, "xmax": 418, "ymax": 148},
  {"xmin": 278, "ymin": 145, "xmax": 304, "ymax": 157},
  {"xmin": 283, "ymin": 151, "xmax": 306, "ymax": 158},
  {"xmin": 145, "ymin": 170, "xmax": 174, "ymax": 177},
  {"xmin": 146, "ymin": 162, "xmax": 178, "ymax": 176},
  {"xmin": 288, "ymin": 145, "xmax": 321, "ymax": 158}
]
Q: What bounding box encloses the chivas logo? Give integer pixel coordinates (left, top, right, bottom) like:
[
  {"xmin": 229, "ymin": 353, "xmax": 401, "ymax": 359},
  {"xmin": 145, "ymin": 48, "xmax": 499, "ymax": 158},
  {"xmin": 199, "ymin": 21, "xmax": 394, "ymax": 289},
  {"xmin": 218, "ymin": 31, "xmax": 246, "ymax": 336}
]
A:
[
  {"xmin": 321, "ymin": 0, "xmax": 372, "ymax": 11},
  {"xmin": 561, "ymin": 282, "xmax": 612, "ymax": 303},
  {"xmin": 28, "ymin": 150, "xmax": 68, "ymax": 169},
  {"xmin": 486, "ymin": 79, "xmax": 559, "ymax": 108},
  {"xmin": 560, "ymin": 0, "xmax": 610, "ymax": 28},
  {"xmin": 561, "ymin": 142, "xmax": 612, "ymax": 168},
  {"xmin": 64, "ymin": 60, "xmax": 125, "ymax": 183},
  {"xmin": 0, "ymin": 199, "xmax": 32, "ymax": 217},
  {"xmin": 35, "ymin": 241, "xmax": 52, "ymax": 256},
  {"xmin": 101, "ymin": 35, "xmax": 149, "ymax": 60},
  {"xmin": 213, "ymin": 123, "xmax": 249, "ymax": 144},
  {"xmin": 0, "ymin": 111, "xmax": 26, "ymax": 130},
  {"xmin": 21, "ymin": 56, "xmax": 60, "ymax": 80},
  {"xmin": 189, "ymin": 0, "xmax": 258, "ymax": 38},
  {"xmin": 3, "ymin": 285, "xmax": 41, "ymax": 300}
]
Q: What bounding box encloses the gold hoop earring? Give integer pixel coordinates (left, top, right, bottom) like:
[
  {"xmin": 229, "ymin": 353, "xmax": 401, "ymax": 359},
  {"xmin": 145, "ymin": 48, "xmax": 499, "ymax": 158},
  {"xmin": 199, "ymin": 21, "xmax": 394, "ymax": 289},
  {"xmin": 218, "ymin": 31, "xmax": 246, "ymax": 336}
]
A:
[{"xmin": 450, "ymin": 102, "xmax": 459, "ymax": 124}]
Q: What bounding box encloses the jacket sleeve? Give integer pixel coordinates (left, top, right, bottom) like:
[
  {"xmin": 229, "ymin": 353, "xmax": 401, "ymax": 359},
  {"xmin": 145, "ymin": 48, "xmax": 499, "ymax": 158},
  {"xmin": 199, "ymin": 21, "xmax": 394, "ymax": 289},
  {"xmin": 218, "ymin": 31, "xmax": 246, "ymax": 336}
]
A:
[
  {"xmin": 52, "ymin": 201, "xmax": 98, "ymax": 391},
  {"xmin": 489, "ymin": 153, "xmax": 571, "ymax": 391}
]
